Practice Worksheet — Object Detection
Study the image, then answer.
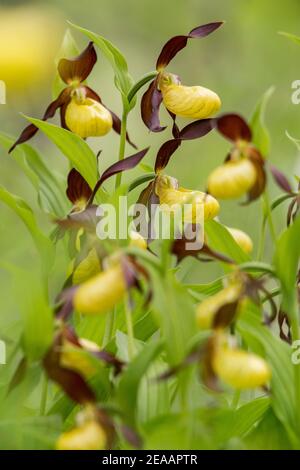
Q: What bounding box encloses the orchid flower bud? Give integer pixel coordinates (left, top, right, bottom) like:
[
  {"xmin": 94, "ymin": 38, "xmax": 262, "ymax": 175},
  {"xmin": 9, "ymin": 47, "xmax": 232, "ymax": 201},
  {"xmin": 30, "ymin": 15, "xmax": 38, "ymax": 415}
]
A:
[
  {"xmin": 212, "ymin": 346, "xmax": 271, "ymax": 389},
  {"xmin": 73, "ymin": 263, "xmax": 126, "ymax": 315},
  {"xmin": 129, "ymin": 230, "xmax": 147, "ymax": 250},
  {"xmin": 56, "ymin": 420, "xmax": 106, "ymax": 450},
  {"xmin": 226, "ymin": 227, "xmax": 253, "ymax": 253},
  {"xmin": 155, "ymin": 175, "xmax": 220, "ymax": 222},
  {"xmin": 73, "ymin": 248, "xmax": 101, "ymax": 285},
  {"xmin": 159, "ymin": 73, "xmax": 221, "ymax": 119},
  {"xmin": 196, "ymin": 282, "xmax": 242, "ymax": 329},
  {"xmin": 65, "ymin": 96, "xmax": 113, "ymax": 138},
  {"xmin": 207, "ymin": 159, "xmax": 257, "ymax": 199}
]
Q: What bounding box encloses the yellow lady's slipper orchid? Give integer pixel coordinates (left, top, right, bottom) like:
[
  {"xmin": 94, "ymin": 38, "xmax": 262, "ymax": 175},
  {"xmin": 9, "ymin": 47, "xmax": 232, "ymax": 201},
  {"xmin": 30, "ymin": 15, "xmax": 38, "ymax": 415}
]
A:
[
  {"xmin": 196, "ymin": 282, "xmax": 242, "ymax": 329},
  {"xmin": 226, "ymin": 227, "xmax": 253, "ymax": 253},
  {"xmin": 60, "ymin": 337, "xmax": 100, "ymax": 378},
  {"xmin": 207, "ymin": 159, "xmax": 257, "ymax": 199},
  {"xmin": 65, "ymin": 97, "xmax": 113, "ymax": 138},
  {"xmin": 159, "ymin": 73, "xmax": 221, "ymax": 119},
  {"xmin": 155, "ymin": 175, "xmax": 220, "ymax": 222},
  {"xmin": 56, "ymin": 421, "xmax": 106, "ymax": 450},
  {"xmin": 212, "ymin": 347, "xmax": 271, "ymax": 389},
  {"xmin": 73, "ymin": 264, "xmax": 126, "ymax": 315}
]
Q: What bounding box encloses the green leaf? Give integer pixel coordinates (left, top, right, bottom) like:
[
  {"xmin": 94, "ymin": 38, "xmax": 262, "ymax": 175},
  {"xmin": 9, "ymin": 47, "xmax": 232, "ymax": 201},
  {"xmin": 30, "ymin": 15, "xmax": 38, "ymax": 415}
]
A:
[
  {"xmin": 205, "ymin": 219, "xmax": 250, "ymax": 265},
  {"xmin": 186, "ymin": 278, "xmax": 224, "ymax": 300},
  {"xmin": 1, "ymin": 265, "xmax": 53, "ymax": 361},
  {"xmin": 0, "ymin": 415, "xmax": 61, "ymax": 450},
  {"xmin": 0, "ymin": 186, "xmax": 54, "ymax": 277},
  {"xmin": 232, "ymin": 397, "xmax": 270, "ymax": 438},
  {"xmin": 52, "ymin": 29, "xmax": 79, "ymax": 99},
  {"xmin": 149, "ymin": 270, "xmax": 196, "ymax": 366},
  {"xmin": 274, "ymin": 215, "xmax": 300, "ymax": 313},
  {"xmin": 69, "ymin": 22, "xmax": 134, "ymax": 109},
  {"xmin": 0, "ymin": 132, "xmax": 67, "ymax": 217},
  {"xmin": 237, "ymin": 301, "xmax": 298, "ymax": 444},
  {"xmin": 279, "ymin": 31, "xmax": 300, "ymax": 46},
  {"xmin": 116, "ymin": 335, "xmax": 163, "ymax": 424},
  {"xmin": 250, "ymin": 86, "xmax": 274, "ymax": 157},
  {"xmin": 23, "ymin": 117, "xmax": 98, "ymax": 188},
  {"xmin": 127, "ymin": 71, "xmax": 158, "ymax": 104},
  {"xmin": 244, "ymin": 408, "xmax": 293, "ymax": 450}
]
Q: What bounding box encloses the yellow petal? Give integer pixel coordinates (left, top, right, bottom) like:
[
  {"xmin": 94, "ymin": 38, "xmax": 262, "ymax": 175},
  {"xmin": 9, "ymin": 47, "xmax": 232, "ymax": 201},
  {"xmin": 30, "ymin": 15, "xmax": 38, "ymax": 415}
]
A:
[
  {"xmin": 212, "ymin": 348, "xmax": 271, "ymax": 389},
  {"xmin": 60, "ymin": 339, "xmax": 99, "ymax": 378},
  {"xmin": 207, "ymin": 159, "xmax": 257, "ymax": 199},
  {"xmin": 226, "ymin": 227, "xmax": 253, "ymax": 253},
  {"xmin": 74, "ymin": 264, "xmax": 126, "ymax": 315},
  {"xmin": 56, "ymin": 421, "xmax": 106, "ymax": 450},
  {"xmin": 65, "ymin": 98, "xmax": 112, "ymax": 138},
  {"xmin": 196, "ymin": 283, "xmax": 242, "ymax": 329},
  {"xmin": 162, "ymin": 84, "xmax": 221, "ymax": 119},
  {"xmin": 156, "ymin": 176, "xmax": 219, "ymax": 222},
  {"xmin": 129, "ymin": 230, "xmax": 147, "ymax": 250}
]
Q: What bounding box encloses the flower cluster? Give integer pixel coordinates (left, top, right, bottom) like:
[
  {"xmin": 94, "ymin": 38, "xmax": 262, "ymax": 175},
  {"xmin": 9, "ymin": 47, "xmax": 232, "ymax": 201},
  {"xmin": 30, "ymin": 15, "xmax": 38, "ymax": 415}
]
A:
[{"xmin": 6, "ymin": 19, "xmax": 298, "ymax": 451}]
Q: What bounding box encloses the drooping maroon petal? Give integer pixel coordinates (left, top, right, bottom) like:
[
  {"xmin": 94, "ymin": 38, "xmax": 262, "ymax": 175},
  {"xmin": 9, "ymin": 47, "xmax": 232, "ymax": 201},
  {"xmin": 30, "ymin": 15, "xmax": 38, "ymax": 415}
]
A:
[
  {"xmin": 245, "ymin": 149, "xmax": 267, "ymax": 203},
  {"xmin": 137, "ymin": 180, "xmax": 155, "ymax": 207},
  {"xmin": 269, "ymin": 164, "xmax": 293, "ymax": 194},
  {"xmin": 189, "ymin": 22, "xmax": 224, "ymax": 38},
  {"xmin": 58, "ymin": 42, "xmax": 97, "ymax": 84},
  {"xmin": 56, "ymin": 204, "xmax": 99, "ymax": 232},
  {"xmin": 66, "ymin": 168, "xmax": 92, "ymax": 205},
  {"xmin": 43, "ymin": 334, "xmax": 95, "ymax": 404},
  {"xmin": 9, "ymin": 88, "xmax": 71, "ymax": 153},
  {"xmin": 92, "ymin": 350, "xmax": 125, "ymax": 376},
  {"xmin": 179, "ymin": 118, "xmax": 215, "ymax": 140},
  {"xmin": 89, "ymin": 147, "xmax": 149, "ymax": 204},
  {"xmin": 155, "ymin": 139, "xmax": 181, "ymax": 173},
  {"xmin": 216, "ymin": 114, "xmax": 252, "ymax": 143},
  {"xmin": 212, "ymin": 301, "xmax": 239, "ymax": 329},
  {"xmin": 154, "ymin": 119, "xmax": 215, "ymax": 173},
  {"xmin": 167, "ymin": 110, "xmax": 180, "ymax": 138},
  {"xmin": 156, "ymin": 22, "xmax": 224, "ymax": 70},
  {"xmin": 141, "ymin": 78, "xmax": 166, "ymax": 132}
]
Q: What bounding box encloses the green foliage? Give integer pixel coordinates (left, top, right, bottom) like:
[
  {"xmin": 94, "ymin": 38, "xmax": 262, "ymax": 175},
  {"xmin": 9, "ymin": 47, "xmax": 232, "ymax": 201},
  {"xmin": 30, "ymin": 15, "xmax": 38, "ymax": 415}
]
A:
[{"xmin": 1, "ymin": 17, "xmax": 300, "ymax": 452}]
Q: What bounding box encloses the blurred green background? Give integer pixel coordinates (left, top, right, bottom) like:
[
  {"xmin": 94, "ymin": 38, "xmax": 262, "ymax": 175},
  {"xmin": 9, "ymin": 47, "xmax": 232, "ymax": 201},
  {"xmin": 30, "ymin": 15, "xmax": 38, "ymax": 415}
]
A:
[{"xmin": 0, "ymin": 0, "xmax": 300, "ymax": 346}]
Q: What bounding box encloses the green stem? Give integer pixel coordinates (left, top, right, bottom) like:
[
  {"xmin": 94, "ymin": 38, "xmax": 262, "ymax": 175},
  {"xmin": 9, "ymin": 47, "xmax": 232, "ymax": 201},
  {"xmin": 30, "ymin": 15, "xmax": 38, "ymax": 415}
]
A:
[
  {"xmin": 40, "ymin": 374, "xmax": 48, "ymax": 416},
  {"xmin": 115, "ymin": 112, "xmax": 128, "ymax": 189},
  {"xmin": 102, "ymin": 308, "xmax": 116, "ymax": 348},
  {"xmin": 263, "ymin": 191, "xmax": 277, "ymax": 245},
  {"xmin": 125, "ymin": 295, "xmax": 135, "ymax": 360},
  {"xmin": 231, "ymin": 389, "xmax": 241, "ymax": 409}
]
